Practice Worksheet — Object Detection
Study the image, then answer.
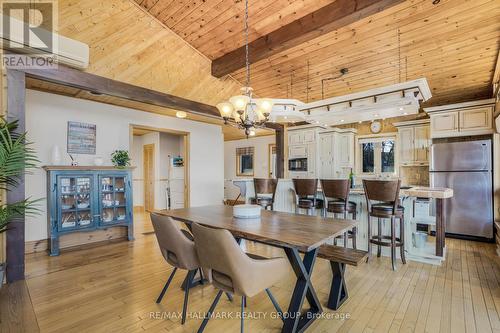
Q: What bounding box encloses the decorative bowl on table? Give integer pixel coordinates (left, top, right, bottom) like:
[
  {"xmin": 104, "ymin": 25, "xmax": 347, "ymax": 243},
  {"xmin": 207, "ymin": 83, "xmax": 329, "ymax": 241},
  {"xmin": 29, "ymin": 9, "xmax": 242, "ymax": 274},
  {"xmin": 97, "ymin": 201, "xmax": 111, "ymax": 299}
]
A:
[{"xmin": 233, "ymin": 204, "xmax": 262, "ymax": 219}]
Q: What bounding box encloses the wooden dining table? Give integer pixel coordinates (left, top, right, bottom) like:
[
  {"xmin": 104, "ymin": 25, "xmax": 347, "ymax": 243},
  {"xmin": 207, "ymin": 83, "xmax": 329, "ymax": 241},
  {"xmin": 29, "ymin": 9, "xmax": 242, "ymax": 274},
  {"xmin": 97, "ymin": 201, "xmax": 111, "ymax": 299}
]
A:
[{"xmin": 156, "ymin": 205, "xmax": 357, "ymax": 333}]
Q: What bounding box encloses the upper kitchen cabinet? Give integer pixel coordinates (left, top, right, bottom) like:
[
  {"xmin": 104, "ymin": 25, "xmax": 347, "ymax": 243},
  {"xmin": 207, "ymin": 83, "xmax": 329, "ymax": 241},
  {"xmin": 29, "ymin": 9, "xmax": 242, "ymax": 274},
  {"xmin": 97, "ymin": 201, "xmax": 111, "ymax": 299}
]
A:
[
  {"xmin": 287, "ymin": 125, "xmax": 323, "ymax": 178},
  {"xmin": 394, "ymin": 119, "xmax": 430, "ymax": 166},
  {"xmin": 424, "ymin": 99, "xmax": 495, "ymax": 138},
  {"xmin": 288, "ymin": 128, "xmax": 316, "ymax": 145},
  {"xmin": 318, "ymin": 128, "xmax": 356, "ymax": 178}
]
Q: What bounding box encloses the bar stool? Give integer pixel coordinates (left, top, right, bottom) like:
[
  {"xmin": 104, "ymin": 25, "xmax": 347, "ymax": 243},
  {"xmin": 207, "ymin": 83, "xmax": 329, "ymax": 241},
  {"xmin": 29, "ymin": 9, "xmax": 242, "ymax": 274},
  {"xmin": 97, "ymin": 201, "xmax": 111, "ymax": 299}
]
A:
[
  {"xmin": 292, "ymin": 179, "xmax": 322, "ymax": 215},
  {"xmin": 250, "ymin": 178, "xmax": 278, "ymax": 210},
  {"xmin": 363, "ymin": 179, "xmax": 406, "ymax": 271},
  {"xmin": 321, "ymin": 179, "xmax": 357, "ymax": 249}
]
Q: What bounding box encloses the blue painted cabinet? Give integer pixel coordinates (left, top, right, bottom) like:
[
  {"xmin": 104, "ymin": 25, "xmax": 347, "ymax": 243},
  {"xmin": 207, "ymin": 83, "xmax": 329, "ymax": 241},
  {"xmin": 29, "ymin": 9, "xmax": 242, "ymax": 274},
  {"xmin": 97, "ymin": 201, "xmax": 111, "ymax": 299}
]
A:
[{"xmin": 44, "ymin": 167, "xmax": 134, "ymax": 256}]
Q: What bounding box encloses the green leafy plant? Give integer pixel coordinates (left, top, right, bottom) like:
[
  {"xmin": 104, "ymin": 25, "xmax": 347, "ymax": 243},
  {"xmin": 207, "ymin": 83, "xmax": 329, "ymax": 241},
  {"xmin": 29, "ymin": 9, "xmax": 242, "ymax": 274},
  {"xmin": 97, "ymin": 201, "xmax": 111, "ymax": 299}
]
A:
[
  {"xmin": 111, "ymin": 150, "xmax": 131, "ymax": 168},
  {"xmin": 0, "ymin": 118, "xmax": 40, "ymax": 233}
]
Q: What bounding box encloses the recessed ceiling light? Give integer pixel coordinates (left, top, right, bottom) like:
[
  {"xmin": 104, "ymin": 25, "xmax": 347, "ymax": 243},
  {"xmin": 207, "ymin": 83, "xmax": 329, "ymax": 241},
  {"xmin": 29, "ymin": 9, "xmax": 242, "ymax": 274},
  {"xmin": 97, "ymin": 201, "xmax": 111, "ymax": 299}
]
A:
[
  {"xmin": 340, "ymin": 119, "xmax": 345, "ymax": 122},
  {"xmin": 374, "ymin": 114, "xmax": 379, "ymax": 117},
  {"xmin": 399, "ymin": 107, "xmax": 404, "ymax": 111},
  {"xmin": 403, "ymin": 112, "xmax": 408, "ymax": 115},
  {"xmin": 176, "ymin": 111, "xmax": 187, "ymax": 119}
]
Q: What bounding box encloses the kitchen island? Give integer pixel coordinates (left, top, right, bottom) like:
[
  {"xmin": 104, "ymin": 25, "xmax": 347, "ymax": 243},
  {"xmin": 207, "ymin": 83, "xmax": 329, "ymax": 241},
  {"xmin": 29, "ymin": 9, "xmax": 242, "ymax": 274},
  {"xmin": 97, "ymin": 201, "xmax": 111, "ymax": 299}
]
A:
[{"xmin": 230, "ymin": 178, "xmax": 453, "ymax": 265}]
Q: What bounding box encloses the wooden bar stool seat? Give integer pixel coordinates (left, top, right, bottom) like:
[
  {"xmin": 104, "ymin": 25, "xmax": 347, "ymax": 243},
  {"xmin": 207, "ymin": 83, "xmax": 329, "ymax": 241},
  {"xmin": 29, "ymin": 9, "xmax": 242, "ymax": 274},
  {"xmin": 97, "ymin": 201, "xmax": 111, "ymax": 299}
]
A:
[
  {"xmin": 292, "ymin": 179, "xmax": 321, "ymax": 215},
  {"xmin": 371, "ymin": 203, "xmax": 404, "ymax": 217},
  {"xmin": 363, "ymin": 179, "xmax": 406, "ymax": 271},
  {"xmin": 321, "ymin": 179, "xmax": 358, "ymax": 249},
  {"xmin": 327, "ymin": 200, "xmax": 357, "ymax": 214},
  {"xmin": 250, "ymin": 178, "xmax": 278, "ymax": 210}
]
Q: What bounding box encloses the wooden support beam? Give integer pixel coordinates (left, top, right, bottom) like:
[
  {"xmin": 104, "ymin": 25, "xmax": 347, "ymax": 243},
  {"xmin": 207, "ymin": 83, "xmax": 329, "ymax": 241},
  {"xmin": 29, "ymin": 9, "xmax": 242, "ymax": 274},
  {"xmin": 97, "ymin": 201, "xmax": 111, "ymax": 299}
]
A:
[
  {"xmin": 5, "ymin": 69, "xmax": 26, "ymax": 282},
  {"xmin": 211, "ymin": 0, "xmax": 405, "ymax": 77},
  {"xmin": 265, "ymin": 123, "xmax": 284, "ymax": 178},
  {"xmin": 19, "ymin": 64, "xmax": 221, "ymax": 117}
]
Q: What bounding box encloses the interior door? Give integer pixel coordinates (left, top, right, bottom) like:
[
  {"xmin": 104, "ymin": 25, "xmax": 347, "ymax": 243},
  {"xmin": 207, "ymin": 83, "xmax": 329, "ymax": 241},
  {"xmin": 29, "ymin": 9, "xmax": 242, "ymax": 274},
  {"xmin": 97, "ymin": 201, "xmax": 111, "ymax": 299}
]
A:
[{"xmin": 143, "ymin": 144, "xmax": 155, "ymax": 212}]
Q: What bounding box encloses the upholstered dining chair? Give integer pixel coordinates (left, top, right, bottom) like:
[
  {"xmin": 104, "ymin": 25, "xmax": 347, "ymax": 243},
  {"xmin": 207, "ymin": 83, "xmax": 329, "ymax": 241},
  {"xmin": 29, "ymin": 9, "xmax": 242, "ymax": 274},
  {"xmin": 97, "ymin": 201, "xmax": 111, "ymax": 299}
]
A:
[
  {"xmin": 192, "ymin": 222, "xmax": 289, "ymax": 333},
  {"xmin": 150, "ymin": 213, "xmax": 204, "ymax": 325},
  {"xmin": 250, "ymin": 178, "xmax": 278, "ymax": 210}
]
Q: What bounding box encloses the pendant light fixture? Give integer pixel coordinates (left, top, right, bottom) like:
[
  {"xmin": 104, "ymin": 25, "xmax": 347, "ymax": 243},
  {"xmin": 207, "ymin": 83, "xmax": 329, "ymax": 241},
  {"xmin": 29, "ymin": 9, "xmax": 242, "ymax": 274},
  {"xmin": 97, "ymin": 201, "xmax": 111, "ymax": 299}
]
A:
[{"xmin": 216, "ymin": 0, "xmax": 276, "ymax": 138}]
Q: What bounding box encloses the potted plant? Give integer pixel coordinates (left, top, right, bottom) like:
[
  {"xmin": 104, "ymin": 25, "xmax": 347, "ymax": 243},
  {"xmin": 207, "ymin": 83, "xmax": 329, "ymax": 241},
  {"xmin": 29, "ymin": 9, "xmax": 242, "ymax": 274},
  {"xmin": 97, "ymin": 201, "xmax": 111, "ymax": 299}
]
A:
[
  {"xmin": 111, "ymin": 150, "xmax": 131, "ymax": 168},
  {"xmin": 0, "ymin": 118, "xmax": 40, "ymax": 286}
]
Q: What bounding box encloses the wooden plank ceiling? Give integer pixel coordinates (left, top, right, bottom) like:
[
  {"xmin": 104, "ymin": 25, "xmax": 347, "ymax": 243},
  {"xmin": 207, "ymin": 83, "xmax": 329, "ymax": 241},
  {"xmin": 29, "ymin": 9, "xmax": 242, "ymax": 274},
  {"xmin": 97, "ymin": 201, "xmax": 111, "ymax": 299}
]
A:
[{"xmin": 136, "ymin": 0, "xmax": 500, "ymax": 107}]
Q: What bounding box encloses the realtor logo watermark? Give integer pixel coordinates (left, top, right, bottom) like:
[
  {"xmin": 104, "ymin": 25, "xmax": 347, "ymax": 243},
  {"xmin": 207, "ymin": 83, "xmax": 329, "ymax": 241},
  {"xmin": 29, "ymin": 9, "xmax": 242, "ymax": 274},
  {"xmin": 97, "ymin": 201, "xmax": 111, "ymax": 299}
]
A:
[{"xmin": 1, "ymin": 0, "xmax": 58, "ymax": 69}]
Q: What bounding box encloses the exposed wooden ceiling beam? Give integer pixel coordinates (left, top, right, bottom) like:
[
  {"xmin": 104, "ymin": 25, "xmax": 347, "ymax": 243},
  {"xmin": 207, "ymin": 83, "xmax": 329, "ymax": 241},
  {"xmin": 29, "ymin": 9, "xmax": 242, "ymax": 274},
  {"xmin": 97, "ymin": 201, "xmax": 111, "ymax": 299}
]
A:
[
  {"xmin": 18, "ymin": 64, "xmax": 221, "ymax": 117},
  {"xmin": 211, "ymin": 0, "xmax": 406, "ymax": 78}
]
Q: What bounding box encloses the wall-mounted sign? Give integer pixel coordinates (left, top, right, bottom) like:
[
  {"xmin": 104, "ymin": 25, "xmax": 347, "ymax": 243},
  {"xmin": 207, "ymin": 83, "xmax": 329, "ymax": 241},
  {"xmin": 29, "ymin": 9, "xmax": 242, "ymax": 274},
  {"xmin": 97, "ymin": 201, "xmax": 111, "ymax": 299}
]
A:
[{"xmin": 67, "ymin": 121, "xmax": 96, "ymax": 154}]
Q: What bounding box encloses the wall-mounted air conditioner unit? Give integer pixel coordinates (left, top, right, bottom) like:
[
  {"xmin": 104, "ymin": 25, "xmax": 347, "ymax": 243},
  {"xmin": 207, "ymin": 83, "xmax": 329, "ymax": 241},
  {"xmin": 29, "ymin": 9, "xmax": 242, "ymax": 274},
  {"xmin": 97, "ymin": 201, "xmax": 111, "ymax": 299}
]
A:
[{"xmin": 0, "ymin": 14, "xmax": 89, "ymax": 69}]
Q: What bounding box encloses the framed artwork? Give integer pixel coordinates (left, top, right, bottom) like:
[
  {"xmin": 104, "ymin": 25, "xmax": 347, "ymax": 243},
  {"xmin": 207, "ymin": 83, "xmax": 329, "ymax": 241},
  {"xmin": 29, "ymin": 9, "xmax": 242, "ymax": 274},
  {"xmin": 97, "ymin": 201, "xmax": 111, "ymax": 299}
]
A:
[
  {"xmin": 67, "ymin": 121, "xmax": 96, "ymax": 154},
  {"xmin": 236, "ymin": 147, "xmax": 254, "ymax": 176}
]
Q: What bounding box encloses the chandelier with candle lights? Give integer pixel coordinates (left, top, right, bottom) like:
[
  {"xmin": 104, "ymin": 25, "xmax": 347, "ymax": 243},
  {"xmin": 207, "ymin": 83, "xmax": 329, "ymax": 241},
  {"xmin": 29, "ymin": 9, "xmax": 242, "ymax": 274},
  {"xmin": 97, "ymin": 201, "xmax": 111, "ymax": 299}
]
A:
[{"xmin": 216, "ymin": 0, "xmax": 276, "ymax": 138}]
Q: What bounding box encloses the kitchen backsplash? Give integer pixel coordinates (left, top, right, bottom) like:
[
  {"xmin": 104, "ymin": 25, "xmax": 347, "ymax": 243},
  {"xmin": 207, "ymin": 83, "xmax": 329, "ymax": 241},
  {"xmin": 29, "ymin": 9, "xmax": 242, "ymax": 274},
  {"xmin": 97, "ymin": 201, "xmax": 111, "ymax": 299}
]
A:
[{"xmin": 399, "ymin": 165, "xmax": 429, "ymax": 186}]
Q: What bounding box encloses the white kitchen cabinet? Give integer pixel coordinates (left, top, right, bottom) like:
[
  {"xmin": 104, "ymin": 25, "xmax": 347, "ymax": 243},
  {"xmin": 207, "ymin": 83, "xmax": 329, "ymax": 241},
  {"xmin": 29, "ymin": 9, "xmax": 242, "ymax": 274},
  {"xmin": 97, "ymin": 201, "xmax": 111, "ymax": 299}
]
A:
[
  {"xmin": 289, "ymin": 145, "xmax": 307, "ymax": 158},
  {"xmin": 319, "ymin": 133, "xmax": 334, "ymax": 178},
  {"xmin": 335, "ymin": 132, "xmax": 355, "ymax": 173},
  {"xmin": 394, "ymin": 120, "xmax": 430, "ymax": 166},
  {"xmin": 424, "ymin": 99, "xmax": 495, "ymax": 138},
  {"xmin": 303, "ymin": 130, "xmax": 315, "ymax": 143},
  {"xmin": 398, "ymin": 127, "xmax": 415, "ymax": 165},
  {"xmin": 414, "ymin": 125, "xmax": 430, "ymax": 163},
  {"xmin": 430, "ymin": 112, "xmax": 459, "ymax": 138},
  {"xmin": 288, "ymin": 131, "xmax": 302, "ymax": 145},
  {"xmin": 307, "ymin": 143, "xmax": 317, "ymax": 177},
  {"xmin": 288, "ymin": 128, "xmax": 317, "ymax": 145},
  {"xmin": 459, "ymin": 107, "xmax": 492, "ymax": 132}
]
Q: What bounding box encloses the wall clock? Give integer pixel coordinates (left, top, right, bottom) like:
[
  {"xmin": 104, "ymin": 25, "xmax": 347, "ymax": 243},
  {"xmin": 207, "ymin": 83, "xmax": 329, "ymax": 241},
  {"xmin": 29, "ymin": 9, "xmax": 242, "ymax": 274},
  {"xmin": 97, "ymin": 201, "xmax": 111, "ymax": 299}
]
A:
[{"xmin": 370, "ymin": 120, "xmax": 382, "ymax": 134}]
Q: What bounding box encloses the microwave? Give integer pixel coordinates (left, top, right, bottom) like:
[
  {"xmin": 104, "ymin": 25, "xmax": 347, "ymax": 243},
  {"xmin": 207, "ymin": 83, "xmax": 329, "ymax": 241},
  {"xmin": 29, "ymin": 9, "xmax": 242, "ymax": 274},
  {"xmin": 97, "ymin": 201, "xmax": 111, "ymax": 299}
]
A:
[{"xmin": 288, "ymin": 158, "xmax": 308, "ymax": 172}]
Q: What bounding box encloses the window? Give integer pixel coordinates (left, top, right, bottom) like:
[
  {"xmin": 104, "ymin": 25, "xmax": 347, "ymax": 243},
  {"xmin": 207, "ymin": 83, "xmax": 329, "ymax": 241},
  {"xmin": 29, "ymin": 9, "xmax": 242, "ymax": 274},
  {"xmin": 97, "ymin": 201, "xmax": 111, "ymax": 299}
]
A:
[
  {"xmin": 236, "ymin": 147, "xmax": 254, "ymax": 176},
  {"xmin": 358, "ymin": 136, "xmax": 396, "ymax": 175}
]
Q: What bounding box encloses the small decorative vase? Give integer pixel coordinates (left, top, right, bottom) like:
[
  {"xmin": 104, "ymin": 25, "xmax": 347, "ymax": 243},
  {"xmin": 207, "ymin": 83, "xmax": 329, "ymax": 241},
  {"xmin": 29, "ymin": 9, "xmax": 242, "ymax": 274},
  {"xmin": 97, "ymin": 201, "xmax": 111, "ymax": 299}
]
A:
[
  {"xmin": 51, "ymin": 145, "xmax": 61, "ymax": 165},
  {"xmin": 94, "ymin": 156, "xmax": 104, "ymax": 166}
]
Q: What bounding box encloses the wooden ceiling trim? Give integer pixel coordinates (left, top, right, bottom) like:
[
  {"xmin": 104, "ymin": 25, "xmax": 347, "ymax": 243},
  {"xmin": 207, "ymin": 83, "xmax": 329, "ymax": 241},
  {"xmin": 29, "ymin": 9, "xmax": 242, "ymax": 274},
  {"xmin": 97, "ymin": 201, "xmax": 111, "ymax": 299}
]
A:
[{"xmin": 211, "ymin": 0, "xmax": 407, "ymax": 77}]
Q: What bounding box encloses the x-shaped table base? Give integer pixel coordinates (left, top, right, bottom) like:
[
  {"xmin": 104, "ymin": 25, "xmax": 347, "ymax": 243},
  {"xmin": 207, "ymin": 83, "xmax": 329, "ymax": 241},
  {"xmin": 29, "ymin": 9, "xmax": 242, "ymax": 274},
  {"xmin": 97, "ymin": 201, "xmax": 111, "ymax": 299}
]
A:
[
  {"xmin": 327, "ymin": 262, "xmax": 348, "ymax": 310},
  {"xmin": 282, "ymin": 247, "xmax": 323, "ymax": 333}
]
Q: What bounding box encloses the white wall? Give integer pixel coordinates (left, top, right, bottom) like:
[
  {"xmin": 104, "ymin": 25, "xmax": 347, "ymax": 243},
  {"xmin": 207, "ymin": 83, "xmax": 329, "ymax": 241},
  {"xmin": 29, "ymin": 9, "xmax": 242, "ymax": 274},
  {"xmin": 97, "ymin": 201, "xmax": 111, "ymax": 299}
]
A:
[
  {"xmin": 224, "ymin": 135, "xmax": 275, "ymax": 200},
  {"xmin": 25, "ymin": 90, "xmax": 224, "ymax": 242}
]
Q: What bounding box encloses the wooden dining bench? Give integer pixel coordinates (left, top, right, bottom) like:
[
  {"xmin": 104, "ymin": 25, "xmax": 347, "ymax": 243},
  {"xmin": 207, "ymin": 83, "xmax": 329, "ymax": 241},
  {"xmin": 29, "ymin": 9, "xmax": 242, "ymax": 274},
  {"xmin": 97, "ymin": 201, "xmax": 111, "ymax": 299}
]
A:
[{"xmin": 317, "ymin": 245, "xmax": 368, "ymax": 310}]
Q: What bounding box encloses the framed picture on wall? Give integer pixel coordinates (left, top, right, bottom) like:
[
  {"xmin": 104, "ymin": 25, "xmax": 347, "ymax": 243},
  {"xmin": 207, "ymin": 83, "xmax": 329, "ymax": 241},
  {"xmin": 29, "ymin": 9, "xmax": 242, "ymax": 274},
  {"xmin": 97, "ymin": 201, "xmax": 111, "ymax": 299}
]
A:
[{"xmin": 67, "ymin": 121, "xmax": 96, "ymax": 154}]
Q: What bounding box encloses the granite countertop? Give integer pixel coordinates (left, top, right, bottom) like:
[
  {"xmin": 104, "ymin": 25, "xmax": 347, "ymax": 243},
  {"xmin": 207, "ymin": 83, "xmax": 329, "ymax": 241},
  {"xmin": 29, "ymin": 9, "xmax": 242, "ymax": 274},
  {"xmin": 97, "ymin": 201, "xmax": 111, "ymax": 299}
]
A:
[
  {"xmin": 350, "ymin": 186, "xmax": 453, "ymax": 199},
  {"xmin": 230, "ymin": 179, "xmax": 453, "ymax": 199}
]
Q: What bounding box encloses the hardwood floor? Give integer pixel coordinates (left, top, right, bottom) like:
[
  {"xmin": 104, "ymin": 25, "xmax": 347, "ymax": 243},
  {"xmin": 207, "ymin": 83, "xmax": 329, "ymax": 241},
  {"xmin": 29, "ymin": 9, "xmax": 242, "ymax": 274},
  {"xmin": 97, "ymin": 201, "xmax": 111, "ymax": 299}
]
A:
[{"xmin": 11, "ymin": 211, "xmax": 500, "ymax": 332}]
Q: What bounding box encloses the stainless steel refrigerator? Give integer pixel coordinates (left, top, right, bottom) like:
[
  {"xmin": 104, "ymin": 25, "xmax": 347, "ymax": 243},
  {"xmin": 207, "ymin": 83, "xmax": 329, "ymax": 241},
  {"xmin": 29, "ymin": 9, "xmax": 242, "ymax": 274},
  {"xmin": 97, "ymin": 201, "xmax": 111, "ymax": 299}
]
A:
[{"xmin": 430, "ymin": 139, "xmax": 493, "ymax": 239}]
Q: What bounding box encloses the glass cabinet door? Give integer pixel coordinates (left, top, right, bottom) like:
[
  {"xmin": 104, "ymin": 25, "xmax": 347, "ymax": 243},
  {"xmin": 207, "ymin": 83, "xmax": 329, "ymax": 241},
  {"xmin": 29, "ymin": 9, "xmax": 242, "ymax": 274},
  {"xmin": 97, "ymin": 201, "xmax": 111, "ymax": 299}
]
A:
[
  {"xmin": 58, "ymin": 176, "xmax": 93, "ymax": 231},
  {"xmin": 100, "ymin": 175, "xmax": 129, "ymax": 225}
]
